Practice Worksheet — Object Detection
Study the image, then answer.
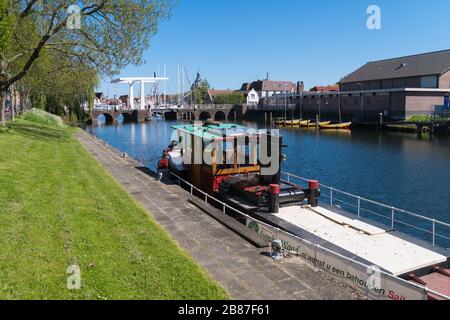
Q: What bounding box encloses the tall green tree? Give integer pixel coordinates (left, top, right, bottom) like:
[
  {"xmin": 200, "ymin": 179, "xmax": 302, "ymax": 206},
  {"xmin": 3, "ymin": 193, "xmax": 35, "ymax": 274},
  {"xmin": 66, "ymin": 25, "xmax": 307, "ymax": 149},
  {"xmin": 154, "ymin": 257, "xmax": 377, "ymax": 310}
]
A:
[
  {"xmin": 0, "ymin": 0, "xmax": 175, "ymax": 126},
  {"xmin": 193, "ymin": 79, "xmax": 210, "ymax": 105}
]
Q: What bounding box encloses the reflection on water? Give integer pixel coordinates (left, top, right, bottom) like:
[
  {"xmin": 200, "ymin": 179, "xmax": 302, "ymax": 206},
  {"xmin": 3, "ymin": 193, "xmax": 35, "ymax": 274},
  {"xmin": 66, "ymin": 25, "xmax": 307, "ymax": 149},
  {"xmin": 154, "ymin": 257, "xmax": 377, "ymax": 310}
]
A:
[{"xmin": 87, "ymin": 120, "xmax": 450, "ymax": 230}]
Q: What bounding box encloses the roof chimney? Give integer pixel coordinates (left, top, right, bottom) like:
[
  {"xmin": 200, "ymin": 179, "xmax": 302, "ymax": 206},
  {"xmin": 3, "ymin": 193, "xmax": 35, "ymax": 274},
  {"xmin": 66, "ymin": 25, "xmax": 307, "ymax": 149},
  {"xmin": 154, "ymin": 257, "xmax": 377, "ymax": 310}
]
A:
[{"xmin": 296, "ymin": 81, "xmax": 304, "ymax": 94}]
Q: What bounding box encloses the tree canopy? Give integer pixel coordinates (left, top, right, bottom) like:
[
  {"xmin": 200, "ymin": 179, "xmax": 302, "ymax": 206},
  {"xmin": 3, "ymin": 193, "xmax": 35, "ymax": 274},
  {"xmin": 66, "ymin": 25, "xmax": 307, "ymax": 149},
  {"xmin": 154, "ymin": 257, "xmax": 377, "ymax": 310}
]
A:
[
  {"xmin": 1, "ymin": 0, "xmax": 174, "ymax": 90},
  {"xmin": 0, "ymin": 0, "xmax": 13, "ymax": 53},
  {"xmin": 0, "ymin": 0, "xmax": 175, "ymax": 125},
  {"xmin": 213, "ymin": 92, "xmax": 245, "ymax": 105}
]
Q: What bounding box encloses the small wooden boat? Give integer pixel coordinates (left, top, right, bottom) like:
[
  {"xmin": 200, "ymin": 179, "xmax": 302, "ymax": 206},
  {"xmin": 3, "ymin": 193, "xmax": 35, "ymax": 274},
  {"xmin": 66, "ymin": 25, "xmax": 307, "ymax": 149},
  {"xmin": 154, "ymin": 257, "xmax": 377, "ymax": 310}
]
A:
[
  {"xmin": 285, "ymin": 119, "xmax": 301, "ymax": 126},
  {"xmin": 299, "ymin": 120, "xmax": 310, "ymax": 126},
  {"xmin": 319, "ymin": 122, "xmax": 352, "ymax": 130},
  {"xmin": 276, "ymin": 119, "xmax": 302, "ymax": 126},
  {"xmin": 302, "ymin": 121, "xmax": 331, "ymax": 127}
]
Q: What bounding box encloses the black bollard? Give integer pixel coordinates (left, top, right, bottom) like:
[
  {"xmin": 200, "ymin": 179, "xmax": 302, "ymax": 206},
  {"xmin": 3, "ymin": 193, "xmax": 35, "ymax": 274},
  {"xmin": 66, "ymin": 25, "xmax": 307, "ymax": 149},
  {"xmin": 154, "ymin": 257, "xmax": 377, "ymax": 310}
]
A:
[
  {"xmin": 308, "ymin": 180, "xmax": 319, "ymax": 207},
  {"xmin": 268, "ymin": 184, "xmax": 280, "ymax": 213}
]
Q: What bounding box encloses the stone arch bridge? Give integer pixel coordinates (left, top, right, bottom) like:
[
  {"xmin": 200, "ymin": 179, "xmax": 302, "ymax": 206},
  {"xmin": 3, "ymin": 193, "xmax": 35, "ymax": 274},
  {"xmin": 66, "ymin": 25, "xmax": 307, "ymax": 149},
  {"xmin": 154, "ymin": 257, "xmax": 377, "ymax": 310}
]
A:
[
  {"xmin": 91, "ymin": 109, "xmax": 149, "ymax": 125},
  {"xmin": 178, "ymin": 104, "xmax": 245, "ymax": 122}
]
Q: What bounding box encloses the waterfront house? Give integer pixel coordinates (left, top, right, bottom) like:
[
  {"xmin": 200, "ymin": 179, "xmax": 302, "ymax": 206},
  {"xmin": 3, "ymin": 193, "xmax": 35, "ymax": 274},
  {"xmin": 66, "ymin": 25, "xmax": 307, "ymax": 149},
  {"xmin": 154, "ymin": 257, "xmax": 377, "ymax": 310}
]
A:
[
  {"xmin": 246, "ymin": 89, "xmax": 260, "ymax": 107},
  {"xmin": 119, "ymin": 95, "xmax": 129, "ymax": 108},
  {"xmin": 246, "ymin": 80, "xmax": 295, "ymax": 98},
  {"xmin": 299, "ymin": 49, "xmax": 450, "ymax": 122},
  {"xmin": 94, "ymin": 92, "xmax": 106, "ymax": 108},
  {"xmin": 239, "ymin": 79, "xmax": 298, "ymax": 110}
]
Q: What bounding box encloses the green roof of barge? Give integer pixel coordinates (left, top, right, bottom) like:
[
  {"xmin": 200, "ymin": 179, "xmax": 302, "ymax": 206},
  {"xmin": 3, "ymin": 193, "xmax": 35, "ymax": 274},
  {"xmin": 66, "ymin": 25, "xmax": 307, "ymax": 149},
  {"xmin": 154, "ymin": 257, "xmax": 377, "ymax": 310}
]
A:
[{"xmin": 172, "ymin": 123, "xmax": 254, "ymax": 141}]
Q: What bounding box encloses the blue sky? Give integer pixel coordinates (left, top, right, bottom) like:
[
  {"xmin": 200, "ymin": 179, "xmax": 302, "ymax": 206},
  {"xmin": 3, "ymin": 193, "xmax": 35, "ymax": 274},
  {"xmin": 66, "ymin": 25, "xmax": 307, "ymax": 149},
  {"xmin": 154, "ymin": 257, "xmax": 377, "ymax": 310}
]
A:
[{"xmin": 99, "ymin": 0, "xmax": 450, "ymax": 97}]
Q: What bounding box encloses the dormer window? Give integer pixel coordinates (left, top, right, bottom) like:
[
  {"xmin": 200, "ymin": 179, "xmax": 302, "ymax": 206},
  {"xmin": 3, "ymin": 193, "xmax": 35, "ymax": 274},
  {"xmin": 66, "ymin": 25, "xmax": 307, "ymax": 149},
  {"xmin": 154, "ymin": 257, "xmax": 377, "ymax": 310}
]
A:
[{"xmin": 395, "ymin": 63, "xmax": 407, "ymax": 70}]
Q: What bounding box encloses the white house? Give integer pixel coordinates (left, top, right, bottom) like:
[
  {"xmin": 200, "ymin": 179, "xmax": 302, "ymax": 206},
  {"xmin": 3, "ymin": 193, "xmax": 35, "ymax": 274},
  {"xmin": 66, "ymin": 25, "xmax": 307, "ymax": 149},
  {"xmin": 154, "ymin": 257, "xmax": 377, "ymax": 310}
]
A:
[
  {"xmin": 246, "ymin": 89, "xmax": 259, "ymax": 107},
  {"xmin": 94, "ymin": 92, "xmax": 106, "ymax": 108}
]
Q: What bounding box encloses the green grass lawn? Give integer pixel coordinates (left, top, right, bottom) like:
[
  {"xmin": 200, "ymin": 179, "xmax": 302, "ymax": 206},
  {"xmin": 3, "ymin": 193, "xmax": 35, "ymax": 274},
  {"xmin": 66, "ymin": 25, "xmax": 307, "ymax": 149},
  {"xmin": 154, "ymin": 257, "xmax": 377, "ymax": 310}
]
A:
[
  {"xmin": 404, "ymin": 115, "xmax": 433, "ymax": 123},
  {"xmin": 404, "ymin": 115, "xmax": 450, "ymax": 123},
  {"xmin": 0, "ymin": 120, "xmax": 228, "ymax": 300}
]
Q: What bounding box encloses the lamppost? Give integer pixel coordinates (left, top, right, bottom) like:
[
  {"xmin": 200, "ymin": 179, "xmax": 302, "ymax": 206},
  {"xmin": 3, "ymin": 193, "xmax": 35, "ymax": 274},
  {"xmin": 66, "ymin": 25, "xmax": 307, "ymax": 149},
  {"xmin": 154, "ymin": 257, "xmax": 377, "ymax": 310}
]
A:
[
  {"xmin": 338, "ymin": 89, "xmax": 342, "ymax": 124},
  {"xmin": 357, "ymin": 82, "xmax": 364, "ymax": 121},
  {"xmin": 283, "ymin": 83, "xmax": 289, "ymax": 122},
  {"xmin": 318, "ymin": 90, "xmax": 322, "ymax": 122}
]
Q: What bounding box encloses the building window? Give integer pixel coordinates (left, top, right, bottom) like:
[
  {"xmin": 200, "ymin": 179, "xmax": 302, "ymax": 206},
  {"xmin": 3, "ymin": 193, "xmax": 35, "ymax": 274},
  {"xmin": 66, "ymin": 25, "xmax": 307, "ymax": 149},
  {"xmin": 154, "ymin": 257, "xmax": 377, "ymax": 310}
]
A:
[{"xmin": 420, "ymin": 76, "xmax": 438, "ymax": 88}]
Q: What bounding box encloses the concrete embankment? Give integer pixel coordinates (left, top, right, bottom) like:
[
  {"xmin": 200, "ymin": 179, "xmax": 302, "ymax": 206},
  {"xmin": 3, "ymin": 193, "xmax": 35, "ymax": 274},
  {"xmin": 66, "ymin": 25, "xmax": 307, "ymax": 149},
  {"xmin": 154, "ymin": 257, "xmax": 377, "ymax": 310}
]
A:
[{"xmin": 77, "ymin": 130, "xmax": 365, "ymax": 300}]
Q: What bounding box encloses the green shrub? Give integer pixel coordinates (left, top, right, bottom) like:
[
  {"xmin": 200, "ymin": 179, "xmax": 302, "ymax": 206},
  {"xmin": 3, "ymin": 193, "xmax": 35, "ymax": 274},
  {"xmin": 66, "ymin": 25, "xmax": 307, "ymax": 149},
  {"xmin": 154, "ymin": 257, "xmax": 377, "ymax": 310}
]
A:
[
  {"xmin": 214, "ymin": 92, "xmax": 245, "ymax": 105},
  {"xmin": 405, "ymin": 115, "xmax": 432, "ymax": 123},
  {"xmin": 22, "ymin": 109, "xmax": 66, "ymax": 128}
]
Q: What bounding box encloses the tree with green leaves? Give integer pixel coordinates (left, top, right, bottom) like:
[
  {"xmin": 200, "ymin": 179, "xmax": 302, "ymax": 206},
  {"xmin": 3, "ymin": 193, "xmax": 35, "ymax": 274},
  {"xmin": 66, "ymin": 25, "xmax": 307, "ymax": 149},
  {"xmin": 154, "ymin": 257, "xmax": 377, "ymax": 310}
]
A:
[
  {"xmin": 192, "ymin": 78, "xmax": 210, "ymax": 105},
  {"xmin": 193, "ymin": 86, "xmax": 209, "ymax": 105},
  {"xmin": 214, "ymin": 92, "xmax": 245, "ymax": 105},
  {"xmin": 0, "ymin": 0, "xmax": 175, "ymax": 126}
]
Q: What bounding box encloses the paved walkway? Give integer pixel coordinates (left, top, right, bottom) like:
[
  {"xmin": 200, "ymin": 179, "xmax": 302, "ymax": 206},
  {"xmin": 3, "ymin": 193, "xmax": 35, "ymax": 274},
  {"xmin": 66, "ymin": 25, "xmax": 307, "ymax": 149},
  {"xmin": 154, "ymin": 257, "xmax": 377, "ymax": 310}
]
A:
[{"xmin": 77, "ymin": 131, "xmax": 364, "ymax": 300}]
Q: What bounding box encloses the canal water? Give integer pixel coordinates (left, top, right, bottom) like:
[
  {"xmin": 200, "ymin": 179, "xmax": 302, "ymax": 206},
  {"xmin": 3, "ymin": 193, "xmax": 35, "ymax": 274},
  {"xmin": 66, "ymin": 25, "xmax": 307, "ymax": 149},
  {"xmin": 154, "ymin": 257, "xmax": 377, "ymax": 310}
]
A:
[{"xmin": 86, "ymin": 120, "xmax": 450, "ymax": 247}]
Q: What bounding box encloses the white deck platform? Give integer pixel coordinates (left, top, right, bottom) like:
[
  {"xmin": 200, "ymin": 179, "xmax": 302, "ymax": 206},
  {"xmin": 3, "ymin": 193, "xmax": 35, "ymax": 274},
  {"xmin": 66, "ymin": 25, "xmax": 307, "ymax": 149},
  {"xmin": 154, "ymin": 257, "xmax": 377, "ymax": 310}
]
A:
[{"xmin": 276, "ymin": 206, "xmax": 447, "ymax": 276}]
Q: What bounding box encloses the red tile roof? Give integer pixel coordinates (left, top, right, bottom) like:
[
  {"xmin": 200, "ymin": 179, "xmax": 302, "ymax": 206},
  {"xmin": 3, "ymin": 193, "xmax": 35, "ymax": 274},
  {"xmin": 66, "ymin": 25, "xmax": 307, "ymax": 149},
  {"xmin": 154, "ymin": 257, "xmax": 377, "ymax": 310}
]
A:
[
  {"xmin": 249, "ymin": 80, "xmax": 295, "ymax": 92},
  {"xmin": 310, "ymin": 85, "xmax": 340, "ymax": 92}
]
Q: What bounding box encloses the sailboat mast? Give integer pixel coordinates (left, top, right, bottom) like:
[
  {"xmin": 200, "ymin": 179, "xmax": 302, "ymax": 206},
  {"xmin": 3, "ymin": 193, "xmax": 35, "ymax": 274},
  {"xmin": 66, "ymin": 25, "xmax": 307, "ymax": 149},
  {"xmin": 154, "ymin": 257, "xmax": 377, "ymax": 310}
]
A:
[
  {"xmin": 181, "ymin": 64, "xmax": 184, "ymax": 107},
  {"xmin": 178, "ymin": 64, "xmax": 181, "ymax": 107},
  {"xmin": 163, "ymin": 64, "xmax": 166, "ymax": 106}
]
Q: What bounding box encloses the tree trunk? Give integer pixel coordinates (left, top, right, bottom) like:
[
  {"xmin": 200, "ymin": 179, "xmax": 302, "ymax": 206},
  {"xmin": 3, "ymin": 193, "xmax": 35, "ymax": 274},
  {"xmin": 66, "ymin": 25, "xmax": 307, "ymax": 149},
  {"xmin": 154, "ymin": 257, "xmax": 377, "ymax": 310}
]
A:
[
  {"xmin": 11, "ymin": 85, "xmax": 16, "ymax": 121},
  {"xmin": 1, "ymin": 89, "xmax": 6, "ymax": 127}
]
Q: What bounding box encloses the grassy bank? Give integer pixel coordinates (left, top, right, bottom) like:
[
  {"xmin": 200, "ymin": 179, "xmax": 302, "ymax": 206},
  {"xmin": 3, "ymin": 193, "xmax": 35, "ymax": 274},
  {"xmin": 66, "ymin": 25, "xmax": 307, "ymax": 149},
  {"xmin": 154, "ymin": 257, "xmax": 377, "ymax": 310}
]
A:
[
  {"xmin": 404, "ymin": 115, "xmax": 450, "ymax": 123},
  {"xmin": 0, "ymin": 119, "xmax": 228, "ymax": 300}
]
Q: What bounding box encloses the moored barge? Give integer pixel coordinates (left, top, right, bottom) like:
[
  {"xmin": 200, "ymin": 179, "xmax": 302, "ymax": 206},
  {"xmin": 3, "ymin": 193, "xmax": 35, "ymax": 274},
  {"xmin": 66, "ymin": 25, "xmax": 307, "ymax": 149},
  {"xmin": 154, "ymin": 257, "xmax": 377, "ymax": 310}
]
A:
[{"xmin": 158, "ymin": 121, "xmax": 450, "ymax": 300}]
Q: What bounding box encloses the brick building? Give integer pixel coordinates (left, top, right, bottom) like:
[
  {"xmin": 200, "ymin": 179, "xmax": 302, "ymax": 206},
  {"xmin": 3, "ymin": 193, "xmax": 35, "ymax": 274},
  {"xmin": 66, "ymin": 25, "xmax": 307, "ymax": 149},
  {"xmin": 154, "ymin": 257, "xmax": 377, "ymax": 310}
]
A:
[{"xmin": 299, "ymin": 50, "xmax": 450, "ymax": 122}]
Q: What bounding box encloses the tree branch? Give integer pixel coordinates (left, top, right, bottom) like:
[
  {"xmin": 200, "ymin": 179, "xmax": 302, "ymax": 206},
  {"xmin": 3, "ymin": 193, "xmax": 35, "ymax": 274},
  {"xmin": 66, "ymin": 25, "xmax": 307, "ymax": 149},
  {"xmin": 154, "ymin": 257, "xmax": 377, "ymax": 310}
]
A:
[{"xmin": 20, "ymin": 0, "xmax": 39, "ymax": 18}]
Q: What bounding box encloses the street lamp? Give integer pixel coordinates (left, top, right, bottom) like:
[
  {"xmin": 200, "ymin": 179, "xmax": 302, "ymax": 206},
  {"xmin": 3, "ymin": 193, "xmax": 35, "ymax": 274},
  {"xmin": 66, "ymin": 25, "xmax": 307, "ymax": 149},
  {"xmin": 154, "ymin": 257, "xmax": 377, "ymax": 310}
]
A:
[
  {"xmin": 284, "ymin": 84, "xmax": 288, "ymax": 122},
  {"xmin": 338, "ymin": 89, "xmax": 342, "ymax": 124},
  {"xmin": 357, "ymin": 82, "xmax": 364, "ymax": 121},
  {"xmin": 318, "ymin": 90, "xmax": 322, "ymax": 122}
]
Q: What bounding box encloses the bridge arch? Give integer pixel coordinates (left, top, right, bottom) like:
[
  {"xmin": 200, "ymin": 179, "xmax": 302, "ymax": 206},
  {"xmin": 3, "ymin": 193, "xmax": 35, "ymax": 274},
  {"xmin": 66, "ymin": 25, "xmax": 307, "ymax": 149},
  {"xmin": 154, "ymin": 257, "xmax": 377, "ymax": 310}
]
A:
[
  {"xmin": 99, "ymin": 113, "xmax": 114, "ymax": 125},
  {"xmin": 119, "ymin": 111, "xmax": 136, "ymax": 123},
  {"xmin": 214, "ymin": 111, "xmax": 226, "ymax": 121},
  {"xmin": 199, "ymin": 111, "xmax": 212, "ymax": 121},
  {"xmin": 227, "ymin": 109, "xmax": 237, "ymax": 121}
]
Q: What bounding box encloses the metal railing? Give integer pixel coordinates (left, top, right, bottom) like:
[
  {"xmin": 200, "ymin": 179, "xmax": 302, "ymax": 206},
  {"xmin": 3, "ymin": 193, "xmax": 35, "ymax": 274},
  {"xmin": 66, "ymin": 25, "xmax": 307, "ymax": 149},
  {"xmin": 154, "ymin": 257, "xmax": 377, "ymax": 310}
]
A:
[
  {"xmin": 282, "ymin": 172, "xmax": 450, "ymax": 248},
  {"xmin": 168, "ymin": 172, "xmax": 450, "ymax": 300},
  {"xmin": 193, "ymin": 104, "xmax": 236, "ymax": 110}
]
